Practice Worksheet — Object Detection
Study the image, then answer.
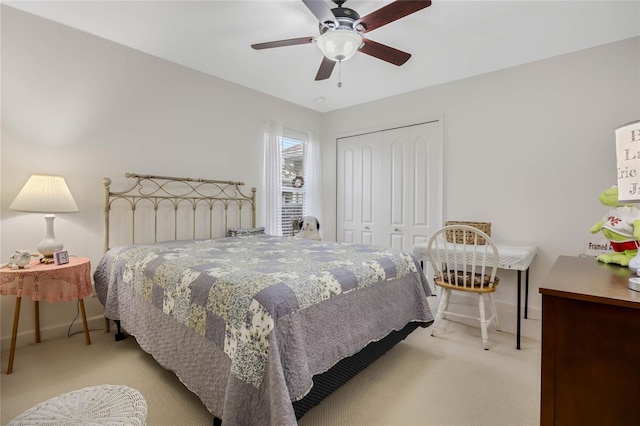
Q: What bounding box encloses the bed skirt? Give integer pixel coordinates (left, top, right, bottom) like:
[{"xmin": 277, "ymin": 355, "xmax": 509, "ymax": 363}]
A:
[{"xmin": 292, "ymin": 320, "xmax": 430, "ymax": 419}]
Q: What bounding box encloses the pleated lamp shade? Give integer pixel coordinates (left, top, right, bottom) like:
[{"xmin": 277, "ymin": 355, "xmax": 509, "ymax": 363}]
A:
[{"xmin": 10, "ymin": 174, "xmax": 79, "ymax": 213}]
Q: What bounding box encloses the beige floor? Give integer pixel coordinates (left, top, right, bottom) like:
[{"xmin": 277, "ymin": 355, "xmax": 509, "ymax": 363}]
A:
[{"xmin": 1, "ymin": 299, "xmax": 541, "ymax": 425}]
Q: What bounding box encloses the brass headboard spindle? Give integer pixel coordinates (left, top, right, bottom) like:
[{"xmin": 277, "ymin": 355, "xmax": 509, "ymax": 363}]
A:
[
  {"xmin": 224, "ymin": 202, "xmax": 229, "ymax": 235},
  {"xmin": 102, "ymin": 178, "xmax": 111, "ymax": 254},
  {"xmin": 208, "ymin": 202, "xmax": 214, "ymax": 239}
]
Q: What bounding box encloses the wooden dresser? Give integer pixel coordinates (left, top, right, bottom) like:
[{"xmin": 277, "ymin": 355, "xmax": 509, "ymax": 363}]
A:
[{"xmin": 540, "ymin": 256, "xmax": 640, "ymax": 425}]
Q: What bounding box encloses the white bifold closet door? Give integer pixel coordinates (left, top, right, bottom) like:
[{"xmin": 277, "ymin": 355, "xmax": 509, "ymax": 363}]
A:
[{"xmin": 337, "ymin": 120, "xmax": 443, "ymax": 252}]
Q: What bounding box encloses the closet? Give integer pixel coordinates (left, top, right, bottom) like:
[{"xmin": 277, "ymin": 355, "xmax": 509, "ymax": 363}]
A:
[{"xmin": 336, "ymin": 120, "xmax": 443, "ymax": 252}]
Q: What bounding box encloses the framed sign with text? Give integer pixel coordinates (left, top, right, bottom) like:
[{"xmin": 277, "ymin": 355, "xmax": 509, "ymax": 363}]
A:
[{"xmin": 616, "ymin": 120, "xmax": 640, "ymax": 203}]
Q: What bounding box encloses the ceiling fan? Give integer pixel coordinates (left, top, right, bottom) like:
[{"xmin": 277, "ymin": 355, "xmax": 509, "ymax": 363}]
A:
[{"xmin": 251, "ymin": 0, "xmax": 432, "ymax": 81}]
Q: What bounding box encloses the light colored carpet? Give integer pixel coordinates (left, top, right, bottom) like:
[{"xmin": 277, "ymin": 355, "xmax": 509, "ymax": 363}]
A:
[{"xmin": 1, "ymin": 299, "xmax": 540, "ymax": 425}]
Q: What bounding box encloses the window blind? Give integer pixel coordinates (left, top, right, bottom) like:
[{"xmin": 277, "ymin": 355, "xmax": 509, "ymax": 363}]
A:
[{"xmin": 281, "ymin": 132, "xmax": 306, "ymax": 236}]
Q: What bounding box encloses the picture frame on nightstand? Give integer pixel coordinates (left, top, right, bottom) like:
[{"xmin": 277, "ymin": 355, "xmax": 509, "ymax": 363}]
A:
[{"xmin": 53, "ymin": 250, "xmax": 69, "ymax": 265}]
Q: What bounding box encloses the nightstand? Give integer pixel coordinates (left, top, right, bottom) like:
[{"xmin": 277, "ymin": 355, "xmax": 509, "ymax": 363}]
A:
[{"xmin": 0, "ymin": 256, "xmax": 93, "ymax": 374}]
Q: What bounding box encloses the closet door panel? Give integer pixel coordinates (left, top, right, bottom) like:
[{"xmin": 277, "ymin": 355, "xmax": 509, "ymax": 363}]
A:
[
  {"xmin": 413, "ymin": 135, "xmax": 428, "ymax": 228},
  {"xmin": 337, "ymin": 142, "xmax": 358, "ymax": 243},
  {"xmin": 382, "ymin": 127, "xmax": 412, "ymax": 251},
  {"xmin": 414, "ymin": 121, "xmax": 443, "ymax": 246},
  {"xmin": 390, "ymin": 139, "xmax": 405, "ymax": 227},
  {"xmin": 337, "ymin": 133, "xmax": 382, "ymax": 245},
  {"xmin": 361, "ymin": 144, "xmax": 375, "ymax": 225},
  {"xmin": 342, "ymin": 148, "xmax": 355, "ymax": 223},
  {"xmin": 337, "ymin": 120, "xmax": 442, "ymax": 251}
]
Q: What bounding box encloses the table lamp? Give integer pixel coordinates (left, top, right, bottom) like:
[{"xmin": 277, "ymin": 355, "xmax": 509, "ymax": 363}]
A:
[{"xmin": 9, "ymin": 174, "xmax": 79, "ymax": 263}]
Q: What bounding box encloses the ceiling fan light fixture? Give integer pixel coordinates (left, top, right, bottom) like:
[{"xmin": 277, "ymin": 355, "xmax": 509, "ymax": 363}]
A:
[{"xmin": 317, "ymin": 29, "xmax": 362, "ymax": 62}]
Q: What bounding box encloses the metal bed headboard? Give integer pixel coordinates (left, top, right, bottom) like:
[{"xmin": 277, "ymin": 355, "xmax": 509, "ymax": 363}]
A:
[{"xmin": 103, "ymin": 173, "xmax": 256, "ymax": 252}]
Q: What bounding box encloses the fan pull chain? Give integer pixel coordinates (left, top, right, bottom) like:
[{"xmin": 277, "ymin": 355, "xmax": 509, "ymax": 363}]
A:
[{"xmin": 337, "ymin": 60, "xmax": 342, "ymax": 88}]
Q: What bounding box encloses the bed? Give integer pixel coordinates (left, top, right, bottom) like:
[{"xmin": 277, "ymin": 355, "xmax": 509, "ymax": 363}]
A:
[{"xmin": 93, "ymin": 173, "xmax": 434, "ymax": 425}]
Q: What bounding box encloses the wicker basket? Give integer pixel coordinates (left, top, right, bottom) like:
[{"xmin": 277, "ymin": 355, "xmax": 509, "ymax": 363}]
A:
[{"xmin": 445, "ymin": 221, "xmax": 492, "ymax": 245}]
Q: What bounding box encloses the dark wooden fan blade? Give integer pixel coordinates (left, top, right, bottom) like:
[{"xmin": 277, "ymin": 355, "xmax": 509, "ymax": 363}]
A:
[
  {"xmin": 315, "ymin": 56, "xmax": 336, "ymax": 80},
  {"xmin": 359, "ymin": 38, "xmax": 411, "ymax": 66},
  {"xmin": 356, "ymin": 0, "xmax": 431, "ymax": 33},
  {"xmin": 302, "ymin": 0, "xmax": 337, "ymax": 26},
  {"xmin": 251, "ymin": 36, "xmax": 314, "ymax": 50}
]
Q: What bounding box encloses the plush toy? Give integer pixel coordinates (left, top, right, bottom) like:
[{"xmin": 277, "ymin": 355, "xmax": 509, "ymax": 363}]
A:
[
  {"xmin": 590, "ymin": 186, "xmax": 640, "ymax": 266},
  {"xmin": 1, "ymin": 250, "xmax": 37, "ymax": 269},
  {"xmin": 295, "ymin": 216, "xmax": 322, "ymax": 241}
]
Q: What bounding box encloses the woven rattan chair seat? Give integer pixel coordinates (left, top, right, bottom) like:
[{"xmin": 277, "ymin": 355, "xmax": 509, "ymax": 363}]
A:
[
  {"xmin": 434, "ymin": 271, "xmax": 500, "ymax": 293},
  {"xmin": 436, "ymin": 271, "xmax": 499, "ymax": 287}
]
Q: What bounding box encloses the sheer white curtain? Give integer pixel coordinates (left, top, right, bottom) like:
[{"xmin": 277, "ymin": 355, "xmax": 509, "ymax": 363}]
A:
[
  {"xmin": 261, "ymin": 120, "xmax": 283, "ymax": 236},
  {"xmin": 304, "ymin": 130, "xmax": 323, "ymax": 237}
]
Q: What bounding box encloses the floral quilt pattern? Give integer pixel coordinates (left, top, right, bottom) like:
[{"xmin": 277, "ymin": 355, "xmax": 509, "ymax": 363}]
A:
[{"xmin": 102, "ymin": 235, "xmax": 420, "ymax": 388}]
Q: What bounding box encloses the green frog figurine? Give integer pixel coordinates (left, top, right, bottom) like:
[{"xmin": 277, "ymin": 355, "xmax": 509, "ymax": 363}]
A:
[{"xmin": 590, "ymin": 186, "xmax": 640, "ymax": 266}]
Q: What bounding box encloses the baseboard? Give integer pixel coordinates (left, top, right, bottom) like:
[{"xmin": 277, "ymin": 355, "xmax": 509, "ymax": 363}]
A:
[{"xmin": 0, "ymin": 315, "xmax": 105, "ymax": 353}]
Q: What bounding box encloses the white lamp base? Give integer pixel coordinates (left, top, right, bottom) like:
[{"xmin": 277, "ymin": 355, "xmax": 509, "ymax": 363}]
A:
[{"xmin": 37, "ymin": 214, "xmax": 63, "ymax": 261}]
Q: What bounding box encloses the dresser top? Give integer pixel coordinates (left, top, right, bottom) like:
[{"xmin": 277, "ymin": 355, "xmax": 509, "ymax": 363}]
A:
[{"xmin": 540, "ymin": 256, "xmax": 640, "ymax": 309}]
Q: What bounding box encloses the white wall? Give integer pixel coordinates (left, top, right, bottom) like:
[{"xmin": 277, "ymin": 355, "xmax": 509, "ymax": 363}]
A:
[
  {"xmin": 321, "ymin": 36, "xmax": 640, "ymax": 332},
  {"xmin": 0, "ymin": 7, "xmax": 322, "ymax": 350},
  {"xmin": 2, "ymin": 5, "xmax": 639, "ymax": 350}
]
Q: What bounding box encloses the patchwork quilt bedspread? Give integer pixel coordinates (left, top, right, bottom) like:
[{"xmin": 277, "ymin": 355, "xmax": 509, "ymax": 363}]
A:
[{"xmin": 94, "ymin": 235, "xmax": 433, "ymax": 425}]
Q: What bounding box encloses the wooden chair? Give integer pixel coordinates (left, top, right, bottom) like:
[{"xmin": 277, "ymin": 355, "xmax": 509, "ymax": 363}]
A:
[{"xmin": 426, "ymin": 225, "xmax": 500, "ymax": 350}]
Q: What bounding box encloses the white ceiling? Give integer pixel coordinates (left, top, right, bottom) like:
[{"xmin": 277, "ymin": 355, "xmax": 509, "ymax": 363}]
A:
[{"xmin": 6, "ymin": 1, "xmax": 640, "ymax": 113}]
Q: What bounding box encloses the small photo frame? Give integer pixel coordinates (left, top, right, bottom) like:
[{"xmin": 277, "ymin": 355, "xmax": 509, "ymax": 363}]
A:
[{"xmin": 54, "ymin": 250, "xmax": 69, "ymax": 265}]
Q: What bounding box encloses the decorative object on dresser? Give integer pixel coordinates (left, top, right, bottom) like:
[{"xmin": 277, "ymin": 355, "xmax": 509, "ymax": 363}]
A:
[
  {"xmin": 614, "ymin": 119, "xmax": 640, "ymax": 203},
  {"xmin": 610, "ymin": 119, "xmax": 640, "ymax": 291},
  {"xmin": 95, "ymin": 173, "xmax": 434, "ymax": 425},
  {"xmin": 9, "ymin": 174, "xmax": 79, "ymax": 263},
  {"xmin": 540, "ymin": 256, "xmax": 640, "ymax": 425},
  {"xmin": 589, "ymin": 185, "xmax": 640, "ymax": 267},
  {"xmin": 426, "ymin": 224, "xmax": 500, "ymax": 350}
]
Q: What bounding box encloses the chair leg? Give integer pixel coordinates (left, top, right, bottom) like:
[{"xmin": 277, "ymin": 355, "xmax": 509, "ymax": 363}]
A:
[
  {"xmin": 489, "ymin": 293, "xmax": 500, "ymax": 331},
  {"xmin": 478, "ymin": 294, "xmax": 489, "ymax": 350},
  {"xmin": 431, "ymin": 288, "xmax": 450, "ymax": 336},
  {"xmin": 441, "ymin": 288, "xmax": 451, "ymax": 317}
]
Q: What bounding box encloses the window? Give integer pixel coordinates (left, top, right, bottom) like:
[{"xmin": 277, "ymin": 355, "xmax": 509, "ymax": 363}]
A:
[
  {"xmin": 262, "ymin": 121, "xmax": 320, "ymax": 238},
  {"xmin": 281, "ymin": 130, "xmax": 307, "ymax": 236}
]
